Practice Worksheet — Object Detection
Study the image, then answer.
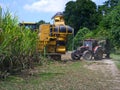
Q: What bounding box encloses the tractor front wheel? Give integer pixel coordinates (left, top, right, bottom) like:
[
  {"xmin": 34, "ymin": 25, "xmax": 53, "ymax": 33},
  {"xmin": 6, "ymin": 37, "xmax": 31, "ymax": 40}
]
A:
[
  {"xmin": 83, "ymin": 51, "xmax": 92, "ymax": 60},
  {"xmin": 71, "ymin": 52, "xmax": 80, "ymax": 60}
]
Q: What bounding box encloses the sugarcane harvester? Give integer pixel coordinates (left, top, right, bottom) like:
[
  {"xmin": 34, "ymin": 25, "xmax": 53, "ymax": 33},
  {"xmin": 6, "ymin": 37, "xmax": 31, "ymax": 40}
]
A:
[{"xmin": 38, "ymin": 12, "xmax": 73, "ymax": 60}]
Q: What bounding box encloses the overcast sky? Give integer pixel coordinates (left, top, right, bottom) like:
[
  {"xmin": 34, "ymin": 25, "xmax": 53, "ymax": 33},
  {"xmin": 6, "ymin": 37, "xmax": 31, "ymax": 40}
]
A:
[{"xmin": 0, "ymin": 0, "xmax": 107, "ymax": 23}]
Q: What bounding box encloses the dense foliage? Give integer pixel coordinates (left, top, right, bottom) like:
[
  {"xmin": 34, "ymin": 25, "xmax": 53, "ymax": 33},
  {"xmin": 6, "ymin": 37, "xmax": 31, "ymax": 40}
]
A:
[{"xmin": 100, "ymin": 4, "xmax": 120, "ymax": 48}]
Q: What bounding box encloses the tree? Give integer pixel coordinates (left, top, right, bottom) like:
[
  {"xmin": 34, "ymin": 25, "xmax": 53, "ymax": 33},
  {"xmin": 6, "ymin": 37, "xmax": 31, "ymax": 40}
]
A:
[
  {"xmin": 36, "ymin": 20, "xmax": 48, "ymax": 28},
  {"xmin": 98, "ymin": 0, "xmax": 119, "ymax": 15},
  {"xmin": 64, "ymin": 0, "xmax": 98, "ymax": 34},
  {"xmin": 64, "ymin": 1, "xmax": 76, "ymax": 31},
  {"xmin": 100, "ymin": 4, "xmax": 120, "ymax": 48}
]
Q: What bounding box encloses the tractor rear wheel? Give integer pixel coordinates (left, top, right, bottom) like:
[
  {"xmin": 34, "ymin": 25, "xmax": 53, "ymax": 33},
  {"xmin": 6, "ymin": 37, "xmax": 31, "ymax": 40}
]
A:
[
  {"xmin": 94, "ymin": 47, "xmax": 103, "ymax": 60},
  {"xmin": 83, "ymin": 50, "xmax": 92, "ymax": 60},
  {"xmin": 94, "ymin": 52, "xmax": 103, "ymax": 60}
]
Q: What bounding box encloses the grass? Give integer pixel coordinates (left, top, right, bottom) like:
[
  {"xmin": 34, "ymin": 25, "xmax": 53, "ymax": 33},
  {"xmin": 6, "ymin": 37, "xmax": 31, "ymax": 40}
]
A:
[
  {"xmin": 0, "ymin": 61, "xmax": 113, "ymax": 90},
  {"xmin": 0, "ymin": 61, "xmax": 82, "ymax": 90},
  {"xmin": 111, "ymin": 53, "xmax": 120, "ymax": 69}
]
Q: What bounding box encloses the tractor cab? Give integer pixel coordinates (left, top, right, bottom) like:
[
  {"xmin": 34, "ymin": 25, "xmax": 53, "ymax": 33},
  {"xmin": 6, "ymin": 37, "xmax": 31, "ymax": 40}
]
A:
[{"xmin": 83, "ymin": 39, "xmax": 98, "ymax": 51}]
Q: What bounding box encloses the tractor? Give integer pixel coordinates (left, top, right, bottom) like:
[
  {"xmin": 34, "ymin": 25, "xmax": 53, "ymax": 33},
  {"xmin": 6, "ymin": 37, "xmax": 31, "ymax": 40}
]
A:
[{"xmin": 71, "ymin": 39, "xmax": 104, "ymax": 60}]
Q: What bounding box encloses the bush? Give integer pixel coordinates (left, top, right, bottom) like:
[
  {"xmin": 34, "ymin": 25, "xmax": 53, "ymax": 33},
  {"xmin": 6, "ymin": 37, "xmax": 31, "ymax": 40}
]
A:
[{"xmin": 73, "ymin": 27, "xmax": 91, "ymax": 49}]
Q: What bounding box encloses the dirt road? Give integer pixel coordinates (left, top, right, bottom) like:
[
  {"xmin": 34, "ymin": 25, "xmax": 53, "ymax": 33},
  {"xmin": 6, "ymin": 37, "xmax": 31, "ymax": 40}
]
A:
[{"xmin": 62, "ymin": 51, "xmax": 120, "ymax": 90}]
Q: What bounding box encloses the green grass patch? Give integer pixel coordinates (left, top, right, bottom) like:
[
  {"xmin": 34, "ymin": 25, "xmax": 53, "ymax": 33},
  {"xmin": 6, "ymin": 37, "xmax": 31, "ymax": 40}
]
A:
[
  {"xmin": 111, "ymin": 54, "xmax": 120, "ymax": 69},
  {"xmin": 0, "ymin": 61, "xmax": 112, "ymax": 90},
  {"xmin": 0, "ymin": 61, "xmax": 84, "ymax": 90}
]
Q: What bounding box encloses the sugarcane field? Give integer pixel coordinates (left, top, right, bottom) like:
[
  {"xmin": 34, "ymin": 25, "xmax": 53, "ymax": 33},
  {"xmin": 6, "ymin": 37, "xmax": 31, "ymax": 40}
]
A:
[{"xmin": 0, "ymin": 0, "xmax": 120, "ymax": 90}]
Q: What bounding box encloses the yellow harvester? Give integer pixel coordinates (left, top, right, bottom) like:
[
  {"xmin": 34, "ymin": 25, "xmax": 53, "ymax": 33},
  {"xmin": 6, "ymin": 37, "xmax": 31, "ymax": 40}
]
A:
[{"xmin": 38, "ymin": 12, "xmax": 73, "ymax": 60}]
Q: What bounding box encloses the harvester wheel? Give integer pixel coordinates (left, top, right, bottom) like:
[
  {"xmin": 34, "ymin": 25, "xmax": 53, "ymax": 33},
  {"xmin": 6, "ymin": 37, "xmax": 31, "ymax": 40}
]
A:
[
  {"xmin": 49, "ymin": 55, "xmax": 61, "ymax": 60},
  {"xmin": 71, "ymin": 52, "xmax": 80, "ymax": 60},
  {"xmin": 83, "ymin": 50, "xmax": 92, "ymax": 60}
]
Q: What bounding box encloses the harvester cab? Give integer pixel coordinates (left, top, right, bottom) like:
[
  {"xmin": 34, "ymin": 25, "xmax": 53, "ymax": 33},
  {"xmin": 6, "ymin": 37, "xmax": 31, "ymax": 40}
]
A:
[
  {"xmin": 38, "ymin": 12, "xmax": 73, "ymax": 60},
  {"xmin": 19, "ymin": 22, "xmax": 37, "ymax": 31},
  {"xmin": 52, "ymin": 12, "xmax": 65, "ymax": 26}
]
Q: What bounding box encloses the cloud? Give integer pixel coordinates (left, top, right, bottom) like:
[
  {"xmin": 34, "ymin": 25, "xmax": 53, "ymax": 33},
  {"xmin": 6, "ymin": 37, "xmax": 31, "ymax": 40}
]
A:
[
  {"xmin": 23, "ymin": 0, "xmax": 106, "ymax": 13},
  {"xmin": 23, "ymin": 0, "xmax": 72, "ymax": 13}
]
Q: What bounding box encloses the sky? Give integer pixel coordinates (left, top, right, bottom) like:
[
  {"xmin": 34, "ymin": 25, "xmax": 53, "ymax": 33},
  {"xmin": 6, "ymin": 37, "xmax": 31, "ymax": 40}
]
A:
[{"xmin": 0, "ymin": 0, "xmax": 107, "ymax": 23}]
